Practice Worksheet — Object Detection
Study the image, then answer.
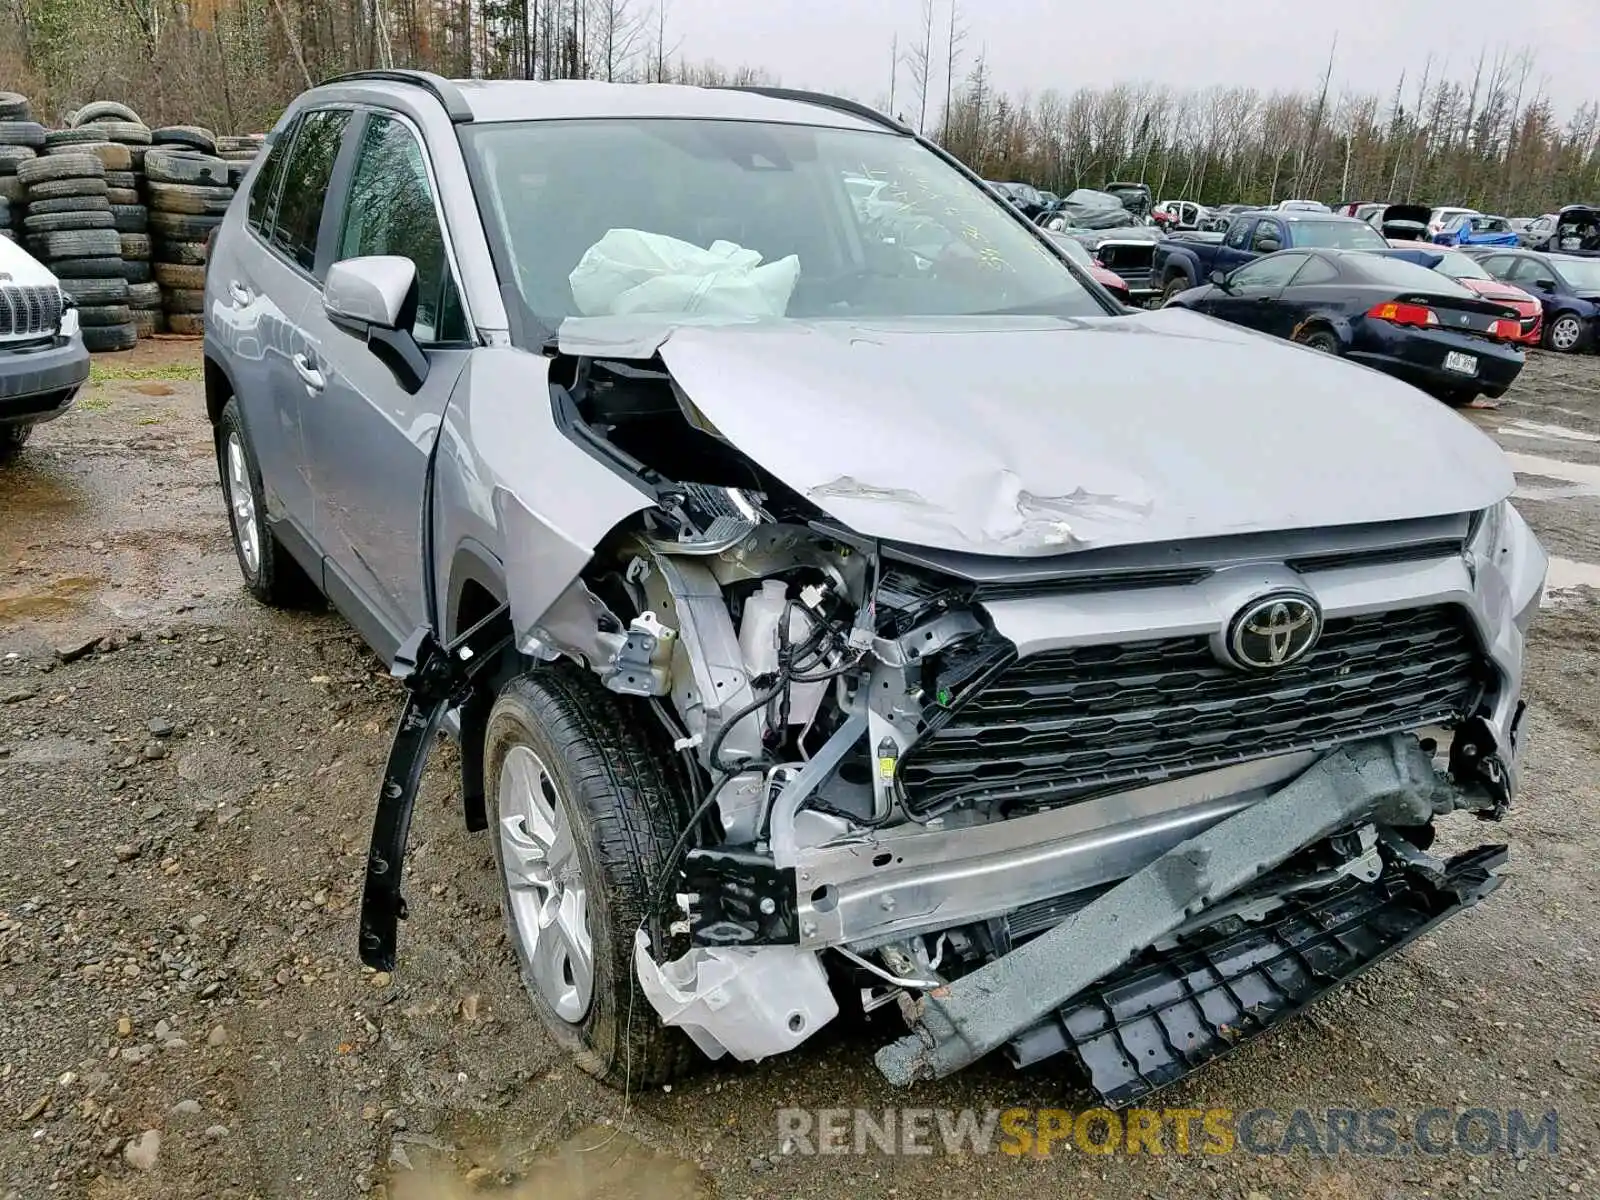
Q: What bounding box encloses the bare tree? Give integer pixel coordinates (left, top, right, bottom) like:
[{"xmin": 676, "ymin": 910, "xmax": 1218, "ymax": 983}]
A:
[
  {"xmin": 940, "ymin": 0, "xmax": 963, "ymax": 142},
  {"xmin": 903, "ymin": 0, "xmax": 934, "ymax": 135}
]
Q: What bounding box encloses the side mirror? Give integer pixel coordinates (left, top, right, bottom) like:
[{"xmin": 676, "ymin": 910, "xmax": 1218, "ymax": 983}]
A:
[
  {"xmin": 324, "ymin": 256, "xmax": 430, "ymax": 393},
  {"xmin": 1535, "ymin": 278, "xmax": 1556, "ymax": 292},
  {"xmin": 1208, "ymin": 268, "xmax": 1229, "ymax": 287},
  {"xmin": 1256, "ymin": 240, "xmax": 1282, "ymax": 254}
]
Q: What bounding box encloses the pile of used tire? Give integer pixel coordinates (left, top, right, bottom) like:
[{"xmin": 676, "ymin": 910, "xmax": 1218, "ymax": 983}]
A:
[
  {"xmin": 146, "ymin": 127, "xmax": 237, "ymax": 337},
  {"xmin": 0, "ymin": 91, "xmax": 42, "ymax": 242}
]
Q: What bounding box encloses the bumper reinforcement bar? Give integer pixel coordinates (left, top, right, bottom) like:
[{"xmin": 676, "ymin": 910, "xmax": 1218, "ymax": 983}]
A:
[{"xmin": 1009, "ymin": 843, "xmax": 1506, "ymax": 1106}]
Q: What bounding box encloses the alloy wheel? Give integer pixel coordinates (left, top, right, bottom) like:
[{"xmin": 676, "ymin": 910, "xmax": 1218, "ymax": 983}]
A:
[
  {"xmin": 1551, "ymin": 316, "xmax": 1582, "ymax": 352},
  {"xmin": 498, "ymin": 744, "xmax": 594, "ymax": 1023},
  {"xmin": 225, "ymin": 431, "xmax": 260, "ymax": 575}
]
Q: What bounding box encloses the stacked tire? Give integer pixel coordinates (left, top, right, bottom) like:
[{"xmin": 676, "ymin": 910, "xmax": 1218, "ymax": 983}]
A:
[
  {"xmin": 65, "ymin": 105, "xmax": 156, "ymax": 336},
  {"xmin": 0, "ymin": 92, "xmax": 43, "ymax": 243},
  {"xmin": 17, "ymin": 148, "xmax": 136, "ymax": 353},
  {"xmin": 147, "ymin": 128, "xmax": 227, "ymax": 337}
]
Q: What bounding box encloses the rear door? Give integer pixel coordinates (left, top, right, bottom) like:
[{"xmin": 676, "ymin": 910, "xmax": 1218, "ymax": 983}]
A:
[{"xmin": 296, "ymin": 110, "xmax": 474, "ymax": 659}]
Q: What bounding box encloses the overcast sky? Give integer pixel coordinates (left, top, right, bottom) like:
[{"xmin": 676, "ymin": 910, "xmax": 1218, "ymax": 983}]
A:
[{"xmin": 667, "ymin": 0, "xmax": 1597, "ymax": 120}]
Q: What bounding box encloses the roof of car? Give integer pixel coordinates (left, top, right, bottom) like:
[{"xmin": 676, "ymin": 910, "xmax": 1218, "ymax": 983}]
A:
[{"xmin": 314, "ymin": 73, "xmax": 891, "ymax": 132}]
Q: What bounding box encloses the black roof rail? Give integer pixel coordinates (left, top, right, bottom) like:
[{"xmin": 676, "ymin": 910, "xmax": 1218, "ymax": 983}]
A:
[
  {"xmin": 723, "ymin": 86, "xmax": 911, "ymax": 135},
  {"xmin": 319, "ymin": 70, "xmax": 474, "ymax": 123}
]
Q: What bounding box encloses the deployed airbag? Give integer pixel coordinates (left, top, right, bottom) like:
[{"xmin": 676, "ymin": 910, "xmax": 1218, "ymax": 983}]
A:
[{"xmin": 569, "ymin": 229, "xmax": 800, "ymax": 318}]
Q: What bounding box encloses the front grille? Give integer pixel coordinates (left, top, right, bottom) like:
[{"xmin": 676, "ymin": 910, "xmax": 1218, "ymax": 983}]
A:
[
  {"xmin": 898, "ymin": 605, "xmax": 1486, "ymax": 813},
  {"xmin": 1095, "ymin": 243, "xmax": 1155, "ymax": 269},
  {"xmin": 0, "ymin": 284, "xmax": 63, "ymax": 338}
]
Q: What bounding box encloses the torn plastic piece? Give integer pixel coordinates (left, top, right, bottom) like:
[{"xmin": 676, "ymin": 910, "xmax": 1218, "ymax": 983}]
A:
[
  {"xmin": 632, "ymin": 930, "xmax": 837, "ymax": 1062},
  {"xmin": 1012, "ymin": 844, "xmax": 1506, "ymax": 1106},
  {"xmin": 873, "ymin": 733, "xmax": 1460, "ymax": 1085},
  {"xmin": 569, "ymin": 229, "xmax": 800, "ymax": 318}
]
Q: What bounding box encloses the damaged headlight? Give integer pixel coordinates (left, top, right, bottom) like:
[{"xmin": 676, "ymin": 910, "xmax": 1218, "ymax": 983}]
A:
[{"xmin": 1468, "ymin": 500, "xmax": 1547, "ymax": 634}]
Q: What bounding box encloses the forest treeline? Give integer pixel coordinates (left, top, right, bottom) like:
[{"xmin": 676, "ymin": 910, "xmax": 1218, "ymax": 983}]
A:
[{"xmin": 3, "ymin": 0, "xmax": 1596, "ymax": 214}]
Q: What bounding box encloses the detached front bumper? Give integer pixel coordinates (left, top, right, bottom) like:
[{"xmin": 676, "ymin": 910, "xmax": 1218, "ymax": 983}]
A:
[{"xmin": 0, "ymin": 331, "xmax": 90, "ymax": 428}]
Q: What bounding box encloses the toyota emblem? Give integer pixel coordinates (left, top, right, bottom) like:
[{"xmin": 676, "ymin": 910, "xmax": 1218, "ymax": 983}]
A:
[{"xmin": 1225, "ymin": 593, "xmax": 1322, "ymax": 671}]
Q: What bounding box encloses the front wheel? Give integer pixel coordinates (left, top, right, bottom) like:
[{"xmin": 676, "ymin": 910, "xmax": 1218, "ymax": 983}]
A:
[
  {"xmin": 485, "ymin": 668, "xmax": 697, "ymax": 1088},
  {"xmin": 0, "ymin": 424, "xmax": 32, "ymax": 463},
  {"xmin": 1160, "ymin": 276, "xmax": 1190, "ymax": 307},
  {"xmin": 1544, "ymin": 313, "xmax": 1586, "ymax": 353}
]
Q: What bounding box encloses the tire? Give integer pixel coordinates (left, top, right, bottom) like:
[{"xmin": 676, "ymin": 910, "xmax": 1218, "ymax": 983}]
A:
[
  {"xmin": 81, "ymin": 322, "xmax": 138, "ymax": 352},
  {"xmin": 60, "ymin": 276, "xmax": 130, "ymax": 306},
  {"xmin": 0, "ymin": 424, "xmax": 32, "ymax": 461},
  {"xmin": 43, "ymin": 126, "xmax": 115, "ymax": 148},
  {"xmin": 22, "ymin": 194, "xmax": 109, "ymax": 215},
  {"xmin": 1160, "ymin": 275, "xmax": 1191, "ymax": 306},
  {"xmin": 148, "ymin": 181, "xmax": 233, "ymax": 215},
  {"xmin": 132, "ymin": 308, "xmax": 164, "ymax": 338},
  {"xmin": 153, "ymin": 262, "xmax": 206, "ymax": 290},
  {"xmin": 78, "ymin": 303, "xmax": 133, "ymax": 328},
  {"xmin": 121, "ymin": 260, "xmax": 152, "ymax": 284},
  {"xmin": 485, "ymin": 668, "xmax": 697, "ymax": 1088},
  {"xmin": 1297, "ymin": 328, "xmax": 1343, "ymax": 354},
  {"xmin": 165, "ymin": 312, "xmax": 204, "ymax": 336},
  {"xmin": 153, "ymin": 125, "xmax": 217, "ymax": 153},
  {"xmin": 225, "ymin": 161, "xmax": 252, "ymax": 188},
  {"xmin": 70, "ymin": 102, "xmax": 143, "ymax": 129},
  {"xmin": 149, "ymin": 210, "xmax": 221, "ymax": 240},
  {"xmin": 43, "ymin": 141, "xmax": 132, "ymax": 171},
  {"xmin": 162, "ymin": 287, "xmax": 206, "ymax": 314},
  {"xmin": 156, "ymin": 239, "xmax": 208, "ymax": 266},
  {"xmin": 1544, "ymin": 313, "xmax": 1587, "ymax": 353},
  {"xmin": 17, "ymin": 153, "xmax": 105, "ymax": 186},
  {"xmin": 23, "ymin": 209, "xmax": 114, "ymax": 233},
  {"xmin": 103, "ymin": 170, "xmax": 137, "ymax": 189},
  {"xmin": 0, "ymin": 93, "xmax": 31, "ymax": 122},
  {"xmin": 53, "ymin": 256, "xmax": 126, "ymax": 279},
  {"xmin": 0, "ymin": 122, "xmax": 45, "ymax": 148},
  {"xmin": 96, "ymin": 121, "xmax": 152, "ymax": 147},
  {"xmin": 0, "ymin": 178, "xmax": 21, "ymax": 204},
  {"xmin": 28, "ymin": 228, "xmax": 121, "ymax": 259},
  {"xmin": 105, "ymin": 186, "xmax": 139, "ymax": 205},
  {"xmin": 0, "ymin": 145, "xmax": 35, "ymax": 173},
  {"xmin": 127, "ymin": 281, "xmax": 161, "ymax": 308},
  {"xmin": 144, "ymin": 148, "xmax": 229, "ymax": 187},
  {"xmin": 24, "ymin": 177, "xmax": 108, "ymax": 202},
  {"xmin": 119, "ymin": 232, "xmax": 151, "ymax": 260},
  {"xmin": 111, "ymin": 205, "xmax": 147, "ymax": 233},
  {"xmin": 214, "ymin": 135, "xmax": 261, "ymax": 154},
  {"xmin": 214, "ymin": 398, "xmax": 319, "ymax": 606}
]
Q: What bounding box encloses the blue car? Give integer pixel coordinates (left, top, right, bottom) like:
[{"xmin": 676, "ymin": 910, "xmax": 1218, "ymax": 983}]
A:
[
  {"xmin": 1435, "ymin": 214, "xmax": 1521, "ymax": 248},
  {"xmin": 1470, "ymin": 248, "xmax": 1600, "ymax": 352}
]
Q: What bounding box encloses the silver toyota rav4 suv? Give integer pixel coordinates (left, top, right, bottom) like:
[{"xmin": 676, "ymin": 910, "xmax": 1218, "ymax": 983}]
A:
[{"xmin": 205, "ymin": 70, "xmax": 1546, "ymax": 1102}]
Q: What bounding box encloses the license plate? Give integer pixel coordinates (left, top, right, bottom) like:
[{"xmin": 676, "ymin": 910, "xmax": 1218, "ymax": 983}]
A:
[{"xmin": 1444, "ymin": 351, "xmax": 1478, "ymax": 375}]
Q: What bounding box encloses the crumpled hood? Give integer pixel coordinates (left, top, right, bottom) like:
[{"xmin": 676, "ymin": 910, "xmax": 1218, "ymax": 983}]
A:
[{"xmin": 566, "ymin": 311, "xmax": 1515, "ymax": 556}]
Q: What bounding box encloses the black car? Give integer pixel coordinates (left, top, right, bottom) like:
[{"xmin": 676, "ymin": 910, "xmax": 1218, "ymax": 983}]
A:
[
  {"xmin": 1167, "ymin": 248, "xmax": 1525, "ymax": 405},
  {"xmin": 1468, "ymin": 248, "xmax": 1600, "ymax": 353}
]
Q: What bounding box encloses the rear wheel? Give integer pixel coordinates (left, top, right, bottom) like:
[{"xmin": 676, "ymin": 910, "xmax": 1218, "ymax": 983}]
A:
[
  {"xmin": 213, "ymin": 399, "xmax": 319, "ymax": 607},
  {"xmin": 485, "ymin": 668, "xmax": 697, "ymax": 1088},
  {"xmin": 1297, "ymin": 328, "xmax": 1342, "ymax": 355},
  {"xmin": 1544, "ymin": 313, "xmax": 1585, "ymax": 353}
]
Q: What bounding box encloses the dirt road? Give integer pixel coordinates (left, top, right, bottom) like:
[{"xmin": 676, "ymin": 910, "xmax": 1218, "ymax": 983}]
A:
[{"xmin": 0, "ymin": 341, "xmax": 1596, "ymax": 1199}]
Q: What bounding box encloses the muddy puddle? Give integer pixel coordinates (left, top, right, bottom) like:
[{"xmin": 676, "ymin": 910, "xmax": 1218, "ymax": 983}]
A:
[{"xmin": 388, "ymin": 1126, "xmax": 710, "ymax": 1200}]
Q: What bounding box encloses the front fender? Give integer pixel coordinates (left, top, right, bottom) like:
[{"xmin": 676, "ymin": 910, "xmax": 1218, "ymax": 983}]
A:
[{"xmin": 430, "ymin": 347, "xmax": 653, "ymax": 649}]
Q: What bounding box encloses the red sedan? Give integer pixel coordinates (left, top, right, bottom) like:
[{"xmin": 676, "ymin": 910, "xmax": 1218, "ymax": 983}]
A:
[{"xmin": 1388, "ymin": 241, "xmax": 1543, "ymax": 346}]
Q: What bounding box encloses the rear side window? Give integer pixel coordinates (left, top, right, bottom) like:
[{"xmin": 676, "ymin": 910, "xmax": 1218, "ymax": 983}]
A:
[
  {"xmin": 335, "ymin": 115, "xmax": 467, "ymax": 344},
  {"xmin": 1289, "ymin": 255, "xmax": 1340, "ymax": 286},
  {"xmin": 1225, "ymin": 220, "xmax": 1253, "ymax": 250},
  {"xmin": 270, "ymin": 109, "xmax": 351, "ymax": 272},
  {"xmin": 247, "ymin": 123, "xmax": 296, "ymax": 235}
]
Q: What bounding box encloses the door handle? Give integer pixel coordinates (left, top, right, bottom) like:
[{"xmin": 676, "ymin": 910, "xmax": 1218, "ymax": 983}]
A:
[
  {"xmin": 228, "ymin": 281, "xmax": 251, "ymax": 306},
  {"xmin": 292, "ymin": 353, "xmax": 325, "ymax": 391}
]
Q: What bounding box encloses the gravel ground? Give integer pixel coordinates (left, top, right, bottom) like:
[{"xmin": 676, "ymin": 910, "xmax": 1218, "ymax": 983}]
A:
[{"xmin": 0, "ymin": 340, "xmax": 1597, "ymax": 1200}]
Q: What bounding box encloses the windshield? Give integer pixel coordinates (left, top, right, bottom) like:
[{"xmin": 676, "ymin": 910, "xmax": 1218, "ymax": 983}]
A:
[
  {"xmin": 462, "ymin": 119, "xmax": 1102, "ymax": 336},
  {"xmin": 1557, "ymin": 259, "xmax": 1600, "ymax": 290},
  {"xmin": 1432, "ymin": 250, "xmax": 1492, "ymax": 280},
  {"xmin": 1290, "ymin": 220, "xmax": 1387, "ymax": 250}
]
